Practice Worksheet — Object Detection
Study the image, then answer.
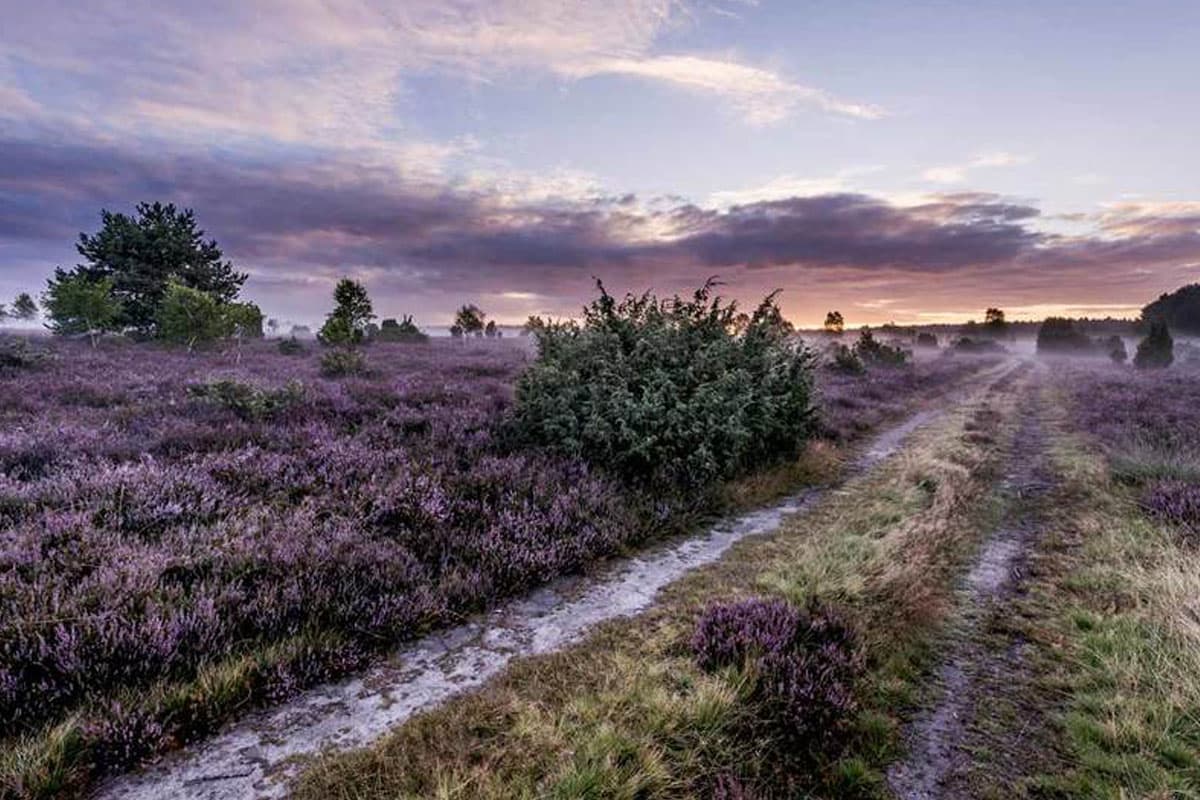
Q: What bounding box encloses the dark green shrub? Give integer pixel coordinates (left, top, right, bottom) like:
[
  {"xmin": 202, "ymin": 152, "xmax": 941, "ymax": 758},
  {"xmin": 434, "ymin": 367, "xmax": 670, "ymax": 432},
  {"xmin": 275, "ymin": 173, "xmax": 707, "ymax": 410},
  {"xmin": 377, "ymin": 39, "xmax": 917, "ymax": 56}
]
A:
[
  {"xmin": 853, "ymin": 328, "xmax": 909, "ymax": 366},
  {"xmin": 829, "ymin": 343, "xmax": 865, "ymax": 374},
  {"xmin": 377, "ymin": 316, "xmax": 429, "ymax": 343},
  {"xmin": 506, "ymin": 280, "xmax": 816, "ymax": 488},
  {"xmin": 1036, "ymin": 317, "xmax": 1095, "ymax": 354},
  {"xmin": 187, "ymin": 379, "xmax": 304, "ymax": 420},
  {"xmin": 954, "ymin": 336, "xmax": 1005, "ymax": 354},
  {"xmin": 277, "ymin": 336, "xmax": 306, "ymax": 355},
  {"xmin": 916, "ymin": 332, "xmax": 938, "ymax": 348},
  {"xmin": 1134, "ymin": 321, "xmax": 1173, "ymax": 369},
  {"xmin": 320, "ymin": 348, "xmax": 369, "ymax": 377},
  {"xmin": 0, "ymin": 336, "xmax": 50, "ymax": 370},
  {"xmin": 1107, "ymin": 335, "xmax": 1128, "ymax": 364}
]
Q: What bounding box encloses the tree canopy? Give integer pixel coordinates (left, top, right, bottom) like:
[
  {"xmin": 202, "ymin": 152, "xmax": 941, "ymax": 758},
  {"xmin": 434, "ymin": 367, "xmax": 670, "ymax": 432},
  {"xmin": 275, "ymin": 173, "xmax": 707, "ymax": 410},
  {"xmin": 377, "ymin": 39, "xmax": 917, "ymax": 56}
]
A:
[
  {"xmin": 42, "ymin": 270, "xmax": 123, "ymax": 346},
  {"xmin": 73, "ymin": 202, "xmax": 246, "ymax": 332},
  {"xmin": 1142, "ymin": 283, "xmax": 1200, "ymax": 336}
]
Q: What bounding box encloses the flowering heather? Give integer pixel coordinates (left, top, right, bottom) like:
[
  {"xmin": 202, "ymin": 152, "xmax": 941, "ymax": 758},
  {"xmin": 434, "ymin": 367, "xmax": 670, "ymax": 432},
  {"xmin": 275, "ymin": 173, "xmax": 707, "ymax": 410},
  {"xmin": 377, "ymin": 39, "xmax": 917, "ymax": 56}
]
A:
[
  {"xmin": 0, "ymin": 341, "xmax": 633, "ymax": 738},
  {"xmin": 1142, "ymin": 482, "xmax": 1200, "ymax": 540},
  {"xmin": 1058, "ymin": 362, "xmax": 1200, "ymax": 483},
  {"xmin": 1059, "ymin": 361, "xmax": 1200, "ymax": 542},
  {"xmin": 816, "ymin": 352, "xmax": 992, "ymax": 442},
  {"xmin": 692, "ymin": 597, "xmax": 863, "ymax": 763},
  {"xmin": 0, "ymin": 337, "xmax": 978, "ymax": 792}
]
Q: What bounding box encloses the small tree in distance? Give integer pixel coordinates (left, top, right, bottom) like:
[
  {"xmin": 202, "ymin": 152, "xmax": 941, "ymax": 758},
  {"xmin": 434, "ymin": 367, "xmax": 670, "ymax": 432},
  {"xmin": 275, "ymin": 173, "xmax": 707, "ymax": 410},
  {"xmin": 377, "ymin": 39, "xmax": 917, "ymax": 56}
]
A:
[
  {"xmin": 823, "ymin": 310, "xmax": 845, "ymax": 335},
  {"xmin": 318, "ymin": 278, "xmax": 374, "ymax": 346},
  {"xmin": 42, "ymin": 270, "xmax": 123, "ymax": 347},
  {"xmin": 984, "ymin": 307, "xmax": 1007, "ymax": 338},
  {"xmin": 11, "ymin": 293, "xmax": 37, "ymax": 321},
  {"xmin": 1134, "ymin": 321, "xmax": 1173, "ymax": 369},
  {"xmin": 454, "ymin": 304, "xmax": 486, "ymax": 338}
]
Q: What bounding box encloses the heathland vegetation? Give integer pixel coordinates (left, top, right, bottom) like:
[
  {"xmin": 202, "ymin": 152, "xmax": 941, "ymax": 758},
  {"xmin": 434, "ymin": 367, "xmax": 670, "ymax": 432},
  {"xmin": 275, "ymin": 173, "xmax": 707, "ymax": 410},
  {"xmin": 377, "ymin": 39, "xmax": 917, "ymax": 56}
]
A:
[{"xmin": 3, "ymin": 204, "xmax": 1200, "ymax": 799}]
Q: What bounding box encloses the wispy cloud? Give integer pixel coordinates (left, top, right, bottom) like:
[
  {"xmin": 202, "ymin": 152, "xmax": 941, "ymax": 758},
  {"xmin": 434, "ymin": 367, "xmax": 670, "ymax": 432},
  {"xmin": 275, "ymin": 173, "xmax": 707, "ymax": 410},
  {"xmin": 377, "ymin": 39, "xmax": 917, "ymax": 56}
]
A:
[
  {"xmin": 922, "ymin": 151, "xmax": 1032, "ymax": 184},
  {"xmin": 566, "ymin": 55, "xmax": 884, "ymax": 124}
]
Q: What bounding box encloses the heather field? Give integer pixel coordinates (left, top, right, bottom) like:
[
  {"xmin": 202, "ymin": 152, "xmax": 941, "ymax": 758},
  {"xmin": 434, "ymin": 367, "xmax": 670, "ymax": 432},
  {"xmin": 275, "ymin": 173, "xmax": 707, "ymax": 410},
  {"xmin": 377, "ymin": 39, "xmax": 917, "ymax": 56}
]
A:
[
  {"xmin": 0, "ymin": 335, "xmax": 993, "ymax": 797},
  {"xmin": 285, "ymin": 354, "xmax": 1200, "ymax": 800}
]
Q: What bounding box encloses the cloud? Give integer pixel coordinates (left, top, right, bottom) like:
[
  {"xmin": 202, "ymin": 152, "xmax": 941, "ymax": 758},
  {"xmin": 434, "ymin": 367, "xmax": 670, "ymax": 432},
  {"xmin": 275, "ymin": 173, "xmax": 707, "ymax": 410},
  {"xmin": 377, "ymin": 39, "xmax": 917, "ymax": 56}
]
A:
[
  {"xmin": 566, "ymin": 55, "xmax": 884, "ymax": 124},
  {"xmin": 3, "ymin": 132, "xmax": 1199, "ymax": 324},
  {"xmin": 0, "ymin": 0, "xmax": 875, "ymax": 151},
  {"xmin": 922, "ymin": 151, "xmax": 1032, "ymax": 184}
]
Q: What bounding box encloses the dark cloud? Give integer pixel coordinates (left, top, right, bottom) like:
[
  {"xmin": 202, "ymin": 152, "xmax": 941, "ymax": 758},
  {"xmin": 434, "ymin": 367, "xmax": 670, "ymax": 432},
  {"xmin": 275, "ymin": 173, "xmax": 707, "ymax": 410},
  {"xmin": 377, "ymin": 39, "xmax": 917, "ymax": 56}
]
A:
[{"xmin": 2, "ymin": 132, "xmax": 1199, "ymax": 321}]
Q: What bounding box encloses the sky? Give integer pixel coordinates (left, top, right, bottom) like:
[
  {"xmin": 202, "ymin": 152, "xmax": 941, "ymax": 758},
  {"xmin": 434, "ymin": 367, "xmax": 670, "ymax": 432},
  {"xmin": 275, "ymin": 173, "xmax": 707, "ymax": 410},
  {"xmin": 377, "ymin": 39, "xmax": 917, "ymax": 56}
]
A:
[{"xmin": 2, "ymin": 0, "xmax": 1200, "ymax": 328}]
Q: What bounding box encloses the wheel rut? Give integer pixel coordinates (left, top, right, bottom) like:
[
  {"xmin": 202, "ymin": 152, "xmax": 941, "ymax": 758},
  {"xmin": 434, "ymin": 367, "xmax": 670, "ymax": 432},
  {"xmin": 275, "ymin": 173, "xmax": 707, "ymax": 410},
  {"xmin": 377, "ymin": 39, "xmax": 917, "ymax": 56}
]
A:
[{"xmin": 888, "ymin": 369, "xmax": 1056, "ymax": 799}]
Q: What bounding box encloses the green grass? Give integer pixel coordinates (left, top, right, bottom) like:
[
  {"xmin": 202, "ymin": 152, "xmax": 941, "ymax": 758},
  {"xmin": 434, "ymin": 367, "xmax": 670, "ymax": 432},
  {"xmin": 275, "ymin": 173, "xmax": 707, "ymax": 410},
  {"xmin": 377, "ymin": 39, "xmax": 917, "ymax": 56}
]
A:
[{"xmin": 1019, "ymin": 389, "xmax": 1200, "ymax": 798}]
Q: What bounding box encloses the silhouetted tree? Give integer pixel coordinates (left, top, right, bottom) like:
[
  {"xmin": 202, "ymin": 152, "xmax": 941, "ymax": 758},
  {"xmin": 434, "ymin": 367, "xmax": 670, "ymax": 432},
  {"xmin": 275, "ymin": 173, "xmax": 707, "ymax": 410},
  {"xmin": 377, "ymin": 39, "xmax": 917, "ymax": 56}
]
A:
[
  {"xmin": 984, "ymin": 307, "xmax": 1008, "ymax": 338},
  {"xmin": 823, "ymin": 310, "xmax": 845, "ymax": 334},
  {"xmin": 1142, "ymin": 284, "xmax": 1200, "ymax": 336},
  {"xmin": 454, "ymin": 304, "xmax": 486, "ymax": 338}
]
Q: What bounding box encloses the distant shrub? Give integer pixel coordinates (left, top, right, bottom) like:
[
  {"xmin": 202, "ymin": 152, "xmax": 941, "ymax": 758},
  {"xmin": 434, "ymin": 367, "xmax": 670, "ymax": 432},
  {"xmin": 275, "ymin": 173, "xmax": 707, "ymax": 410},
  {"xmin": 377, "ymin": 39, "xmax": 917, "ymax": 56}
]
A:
[
  {"xmin": 1036, "ymin": 317, "xmax": 1095, "ymax": 354},
  {"xmin": 953, "ymin": 336, "xmax": 1006, "ymax": 354},
  {"xmin": 507, "ymin": 280, "xmax": 815, "ymax": 488},
  {"xmin": 853, "ymin": 328, "xmax": 909, "ymax": 367},
  {"xmin": 916, "ymin": 332, "xmax": 938, "ymax": 348},
  {"xmin": 187, "ymin": 378, "xmax": 304, "ymax": 420},
  {"xmin": 1106, "ymin": 335, "xmax": 1128, "ymax": 364},
  {"xmin": 1142, "ymin": 481, "xmax": 1200, "ymax": 541},
  {"xmin": 828, "ymin": 343, "xmax": 865, "ymax": 374},
  {"xmin": 0, "ymin": 336, "xmax": 49, "ymax": 371},
  {"xmin": 320, "ymin": 348, "xmax": 368, "ymax": 377},
  {"xmin": 377, "ymin": 316, "xmax": 429, "ymax": 343},
  {"xmin": 692, "ymin": 597, "xmax": 862, "ymax": 762},
  {"xmin": 1134, "ymin": 321, "xmax": 1173, "ymax": 369},
  {"xmin": 277, "ymin": 336, "xmax": 307, "ymax": 355}
]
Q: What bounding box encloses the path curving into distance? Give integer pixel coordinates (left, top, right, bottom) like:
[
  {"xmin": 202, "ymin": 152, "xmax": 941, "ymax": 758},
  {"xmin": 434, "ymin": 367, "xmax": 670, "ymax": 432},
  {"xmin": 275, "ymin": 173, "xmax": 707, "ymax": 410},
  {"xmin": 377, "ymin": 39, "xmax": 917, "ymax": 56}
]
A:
[{"xmin": 96, "ymin": 402, "xmax": 958, "ymax": 800}]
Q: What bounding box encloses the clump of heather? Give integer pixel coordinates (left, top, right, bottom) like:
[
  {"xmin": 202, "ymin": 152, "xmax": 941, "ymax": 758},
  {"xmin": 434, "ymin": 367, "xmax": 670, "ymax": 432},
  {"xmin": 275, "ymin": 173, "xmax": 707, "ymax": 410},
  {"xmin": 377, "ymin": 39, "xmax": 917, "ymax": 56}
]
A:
[
  {"xmin": 692, "ymin": 597, "xmax": 863, "ymax": 766},
  {"xmin": 80, "ymin": 702, "xmax": 166, "ymax": 775},
  {"xmin": 1142, "ymin": 481, "xmax": 1200, "ymax": 541}
]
